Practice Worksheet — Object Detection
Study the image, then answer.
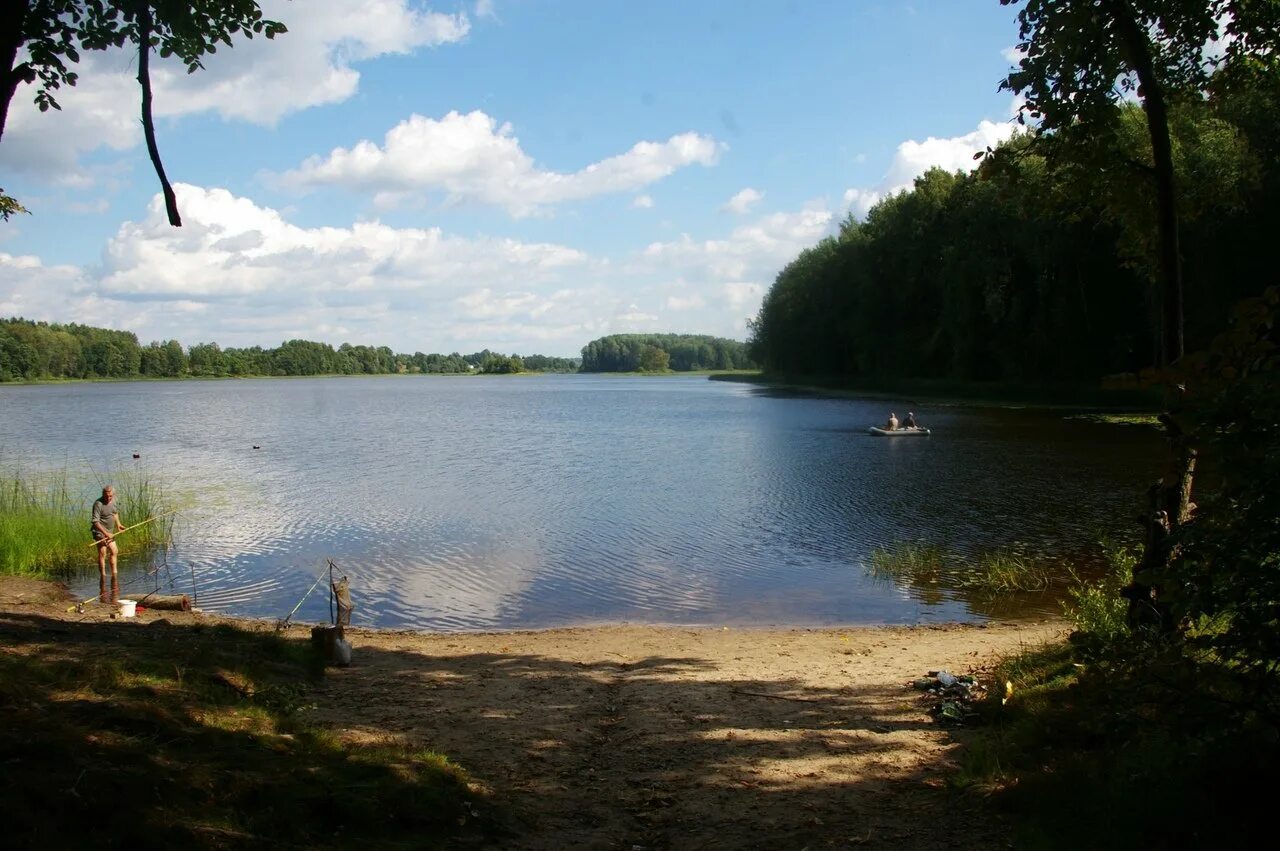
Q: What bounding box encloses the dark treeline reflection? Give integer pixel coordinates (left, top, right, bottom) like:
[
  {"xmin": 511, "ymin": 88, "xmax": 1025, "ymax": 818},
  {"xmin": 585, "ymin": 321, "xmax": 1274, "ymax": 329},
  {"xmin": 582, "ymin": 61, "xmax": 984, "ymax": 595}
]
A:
[{"xmin": 749, "ymin": 72, "xmax": 1280, "ymax": 384}]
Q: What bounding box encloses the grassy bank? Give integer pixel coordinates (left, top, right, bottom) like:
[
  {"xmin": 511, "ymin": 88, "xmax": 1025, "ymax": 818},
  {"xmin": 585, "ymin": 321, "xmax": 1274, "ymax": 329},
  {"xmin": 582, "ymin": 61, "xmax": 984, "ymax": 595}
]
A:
[
  {"xmin": 950, "ymin": 549, "xmax": 1274, "ymax": 848},
  {"xmin": 0, "ymin": 610, "xmax": 480, "ymax": 848},
  {"xmin": 709, "ymin": 371, "xmax": 1159, "ymax": 410},
  {"xmin": 956, "ymin": 643, "xmax": 1273, "ymax": 848},
  {"xmin": 0, "ymin": 466, "xmax": 174, "ymax": 578}
]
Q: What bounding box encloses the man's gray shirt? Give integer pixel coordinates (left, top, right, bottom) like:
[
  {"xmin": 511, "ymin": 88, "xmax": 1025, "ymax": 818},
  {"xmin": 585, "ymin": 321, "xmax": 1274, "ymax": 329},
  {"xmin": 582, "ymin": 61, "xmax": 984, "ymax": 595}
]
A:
[{"xmin": 92, "ymin": 498, "xmax": 119, "ymax": 529}]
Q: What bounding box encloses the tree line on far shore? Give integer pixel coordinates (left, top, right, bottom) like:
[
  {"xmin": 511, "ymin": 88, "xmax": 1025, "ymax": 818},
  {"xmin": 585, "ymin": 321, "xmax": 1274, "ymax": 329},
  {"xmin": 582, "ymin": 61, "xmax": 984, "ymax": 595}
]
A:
[
  {"xmin": 579, "ymin": 334, "xmax": 754, "ymax": 373},
  {"xmin": 748, "ymin": 70, "xmax": 1280, "ymax": 386},
  {"xmin": 0, "ymin": 321, "xmax": 758, "ymax": 381},
  {"xmin": 0, "ymin": 320, "xmax": 580, "ymax": 380}
]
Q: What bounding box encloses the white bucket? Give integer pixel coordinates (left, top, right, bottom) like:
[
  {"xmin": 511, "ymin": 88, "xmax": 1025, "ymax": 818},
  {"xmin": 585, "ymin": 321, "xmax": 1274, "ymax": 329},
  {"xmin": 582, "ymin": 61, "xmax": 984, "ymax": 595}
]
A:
[{"xmin": 118, "ymin": 599, "xmax": 137, "ymax": 618}]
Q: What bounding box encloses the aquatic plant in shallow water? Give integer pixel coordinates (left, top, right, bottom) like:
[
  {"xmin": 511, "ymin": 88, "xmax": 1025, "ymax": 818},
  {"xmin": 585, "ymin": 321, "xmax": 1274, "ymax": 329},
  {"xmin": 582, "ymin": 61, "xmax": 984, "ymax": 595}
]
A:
[
  {"xmin": 0, "ymin": 465, "xmax": 175, "ymax": 577},
  {"xmin": 867, "ymin": 543, "xmax": 1051, "ymax": 594},
  {"xmin": 868, "ymin": 543, "xmax": 948, "ymax": 584},
  {"xmin": 960, "ymin": 550, "xmax": 1052, "ymax": 593}
]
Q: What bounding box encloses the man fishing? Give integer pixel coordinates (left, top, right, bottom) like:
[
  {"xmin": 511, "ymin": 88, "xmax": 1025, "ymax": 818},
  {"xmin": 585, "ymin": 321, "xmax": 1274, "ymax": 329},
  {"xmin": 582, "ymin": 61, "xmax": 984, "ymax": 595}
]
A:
[{"xmin": 91, "ymin": 485, "xmax": 128, "ymax": 579}]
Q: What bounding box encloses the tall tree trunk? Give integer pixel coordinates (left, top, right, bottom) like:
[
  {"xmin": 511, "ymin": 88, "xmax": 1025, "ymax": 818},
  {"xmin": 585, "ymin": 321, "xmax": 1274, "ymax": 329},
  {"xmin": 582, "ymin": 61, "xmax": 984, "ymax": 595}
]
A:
[
  {"xmin": 1106, "ymin": 0, "xmax": 1184, "ymax": 368},
  {"xmin": 0, "ymin": 0, "xmax": 32, "ymax": 145},
  {"xmin": 1105, "ymin": 2, "xmax": 1193, "ymax": 628}
]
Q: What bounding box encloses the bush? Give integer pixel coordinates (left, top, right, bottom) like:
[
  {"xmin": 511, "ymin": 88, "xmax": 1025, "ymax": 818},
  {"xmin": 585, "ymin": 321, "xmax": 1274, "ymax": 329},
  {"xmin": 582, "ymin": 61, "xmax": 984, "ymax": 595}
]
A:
[{"xmin": 1063, "ymin": 540, "xmax": 1136, "ymax": 646}]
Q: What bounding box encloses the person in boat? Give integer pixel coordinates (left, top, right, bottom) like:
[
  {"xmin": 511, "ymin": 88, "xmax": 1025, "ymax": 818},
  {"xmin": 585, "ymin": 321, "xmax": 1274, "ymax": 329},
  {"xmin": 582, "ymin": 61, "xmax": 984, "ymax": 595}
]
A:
[
  {"xmin": 886, "ymin": 412, "xmax": 899, "ymax": 431},
  {"xmin": 903, "ymin": 412, "xmax": 919, "ymax": 429}
]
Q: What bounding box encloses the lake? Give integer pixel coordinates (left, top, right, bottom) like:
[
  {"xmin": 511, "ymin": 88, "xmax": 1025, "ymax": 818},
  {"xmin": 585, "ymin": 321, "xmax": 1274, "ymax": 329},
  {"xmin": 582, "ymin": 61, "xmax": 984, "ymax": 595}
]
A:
[{"xmin": 0, "ymin": 375, "xmax": 1163, "ymax": 630}]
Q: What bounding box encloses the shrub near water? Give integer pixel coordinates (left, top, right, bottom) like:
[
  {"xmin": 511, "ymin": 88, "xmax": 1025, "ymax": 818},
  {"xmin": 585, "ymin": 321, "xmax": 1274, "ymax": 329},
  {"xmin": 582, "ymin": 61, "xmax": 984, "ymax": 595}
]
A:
[
  {"xmin": 0, "ymin": 467, "xmax": 174, "ymax": 577},
  {"xmin": 1063, "ymin": 540, "xmax": 1135, "ymax": 644}
]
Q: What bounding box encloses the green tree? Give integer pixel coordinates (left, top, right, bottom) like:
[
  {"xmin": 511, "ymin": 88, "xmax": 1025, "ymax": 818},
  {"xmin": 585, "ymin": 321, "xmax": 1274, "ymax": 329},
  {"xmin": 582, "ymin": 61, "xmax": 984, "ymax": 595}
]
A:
[
  {"xmin": 637, "ymin": 345, "xmax": 669, "ymax": 372},
  {"xmin": 0, "ymin": 2, "xmax": 287, "ymax": 224},
  {"xmin": 479, "ymin": 354, "xmax": 523, "ymax": 374},
  {"xmin": 0, "ymin": 188, "xmax": 27, "ymax": 221},
  {"xmin": 1001, "ymin": 0, "xmax": 1280, "ymax": 630},
  {"xmin": 1000, "ymin": 0, "xmax": 1280, "ymax": 368}
]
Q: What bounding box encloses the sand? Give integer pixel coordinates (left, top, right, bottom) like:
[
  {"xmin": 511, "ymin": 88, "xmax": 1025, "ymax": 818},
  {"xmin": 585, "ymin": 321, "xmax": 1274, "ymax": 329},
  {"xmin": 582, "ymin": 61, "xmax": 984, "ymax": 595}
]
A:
[{"xmin": 1, "ymin": 576, "xmax": 1064, "ymax": 849}]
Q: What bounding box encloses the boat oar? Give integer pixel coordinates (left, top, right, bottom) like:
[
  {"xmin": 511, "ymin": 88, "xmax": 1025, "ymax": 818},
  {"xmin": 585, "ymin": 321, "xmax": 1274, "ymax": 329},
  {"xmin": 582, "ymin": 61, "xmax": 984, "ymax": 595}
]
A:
[{"xmin": 86, "ymin": 508, "xmax": 181, "ymax": 548}]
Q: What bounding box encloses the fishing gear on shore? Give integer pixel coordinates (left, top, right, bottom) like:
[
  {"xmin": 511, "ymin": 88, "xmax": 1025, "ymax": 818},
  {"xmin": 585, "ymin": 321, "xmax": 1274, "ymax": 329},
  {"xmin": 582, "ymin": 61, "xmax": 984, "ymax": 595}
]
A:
[
  {"xmin": 296, "ymin": 559, "xmax": 355, "ymax": 668},
  {"xmin": 67, "ymin": 546, "xmax": 193, "ymax": 613},
  {"xmin": 277, "ymin": 563, "xmax": 330, "ymax": 630}
]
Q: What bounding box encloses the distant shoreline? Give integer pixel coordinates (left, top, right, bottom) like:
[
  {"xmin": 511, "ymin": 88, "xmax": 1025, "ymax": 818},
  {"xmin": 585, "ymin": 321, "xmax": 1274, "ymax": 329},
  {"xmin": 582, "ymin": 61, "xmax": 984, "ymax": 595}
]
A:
[{"xmin": 0, "ymin": 370, "xmax": 753, "ymax": 387}]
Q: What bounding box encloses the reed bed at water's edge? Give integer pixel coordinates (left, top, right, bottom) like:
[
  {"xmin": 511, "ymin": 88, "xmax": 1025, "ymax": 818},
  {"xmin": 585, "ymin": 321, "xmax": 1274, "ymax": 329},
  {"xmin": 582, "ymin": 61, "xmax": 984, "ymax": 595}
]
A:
[
  {"xmin": 868, "ymin": 542, "xmax": 1052, "ymax": 594},
  {"xmin": 0, "ymin": 465, "xmax": 175, "ymax": 578}
]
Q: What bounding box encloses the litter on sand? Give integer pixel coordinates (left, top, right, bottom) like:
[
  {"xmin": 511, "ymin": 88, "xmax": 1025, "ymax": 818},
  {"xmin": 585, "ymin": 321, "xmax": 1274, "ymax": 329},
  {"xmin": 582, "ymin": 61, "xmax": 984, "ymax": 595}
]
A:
[{"xmin": 909, "ymin": 669, "xmax": 987, "ymax": 725}]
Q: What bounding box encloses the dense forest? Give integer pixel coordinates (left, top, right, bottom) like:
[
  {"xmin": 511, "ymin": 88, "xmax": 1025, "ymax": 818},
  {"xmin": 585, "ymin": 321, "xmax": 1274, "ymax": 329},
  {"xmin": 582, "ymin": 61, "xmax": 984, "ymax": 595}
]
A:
[
  {"xmin": 748, "ymin": 71, "xmax": 1280, "ymax": 385},
  {"xmin": 579, "ymin": 334, "xmax": 754, "ymax": 373},
  {"xmin": 0, "ymin": 320, "xmax": 578, "ymax": 381}
]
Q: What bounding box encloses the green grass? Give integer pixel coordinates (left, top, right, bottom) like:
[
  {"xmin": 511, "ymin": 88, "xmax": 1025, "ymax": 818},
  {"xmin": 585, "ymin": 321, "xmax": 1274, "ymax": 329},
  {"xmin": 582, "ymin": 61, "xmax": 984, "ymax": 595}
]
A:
[
  {"xmin": 1064, "ymin": 412, "xmax": 1162, "ymax": 426},
  {"xmin": 867, "ymin": 543, "xmax": 1051, "ymax": 593},
  {"xmin": 960, "ymin": 550, "xmax": 1052, "ymax": 592},
  {"xmin": 0, "ymin": 465, "xmax": 175, "ymax": 578},
  {"xmin": 951, "ymin": 553, "xmax": 1275, "ymax": 849},
  {"xmin": 952, "ymin": 637, "xmax": 1275, "ymax": 849},
  {"xmin": 868, "ymin": 543, "xmax": 948, "ymax": 584},
  {"xmin": 0, "ymin": 619, "xmax": 481, "ymax": 849}
]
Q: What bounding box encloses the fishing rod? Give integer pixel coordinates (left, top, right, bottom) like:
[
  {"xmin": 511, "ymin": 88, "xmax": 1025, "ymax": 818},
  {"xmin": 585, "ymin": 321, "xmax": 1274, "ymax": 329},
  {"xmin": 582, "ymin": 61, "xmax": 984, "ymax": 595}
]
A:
[
  {"xmin": 86, "ymin": 508, "xmax": 181, "ymax": 548},
  {"xmin": 279, "ymin": 563, "xmax": 332, "ymax": 629}
]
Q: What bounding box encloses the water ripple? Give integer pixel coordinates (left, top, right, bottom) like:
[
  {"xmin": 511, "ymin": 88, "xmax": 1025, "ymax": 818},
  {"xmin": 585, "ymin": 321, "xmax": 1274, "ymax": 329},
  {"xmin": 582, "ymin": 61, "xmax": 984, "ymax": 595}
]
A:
[{"xmin": 10, "ymin": 376, "xmax": 1164, "ymax": 629}]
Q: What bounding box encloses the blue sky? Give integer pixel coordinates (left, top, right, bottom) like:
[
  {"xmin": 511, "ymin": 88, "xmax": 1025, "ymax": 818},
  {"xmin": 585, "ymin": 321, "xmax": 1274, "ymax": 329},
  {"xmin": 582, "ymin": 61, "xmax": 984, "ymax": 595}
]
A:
[{"xmin": 1, "ymin": 1, "xmax": 1023, "ymax": 357}]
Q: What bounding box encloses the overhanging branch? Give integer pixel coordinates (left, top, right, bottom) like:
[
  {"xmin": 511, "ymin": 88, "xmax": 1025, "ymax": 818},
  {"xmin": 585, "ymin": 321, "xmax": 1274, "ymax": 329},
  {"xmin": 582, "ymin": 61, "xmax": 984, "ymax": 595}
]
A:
[{"xmin": 137, "ymin": 4, "xmax": 181, "ymax": 227}]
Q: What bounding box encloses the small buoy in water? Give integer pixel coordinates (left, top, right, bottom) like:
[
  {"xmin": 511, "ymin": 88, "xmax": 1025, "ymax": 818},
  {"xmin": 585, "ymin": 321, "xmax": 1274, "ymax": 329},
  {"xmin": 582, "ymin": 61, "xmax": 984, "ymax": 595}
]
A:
[{"xmin": 132, "ymin": 453, "xmax": 141, "ymax": 459}]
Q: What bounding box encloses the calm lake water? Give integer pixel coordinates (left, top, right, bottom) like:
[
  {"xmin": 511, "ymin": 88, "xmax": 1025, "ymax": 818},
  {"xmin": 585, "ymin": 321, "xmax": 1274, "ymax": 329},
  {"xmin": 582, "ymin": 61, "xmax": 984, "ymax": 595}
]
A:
[{"xmin": 0, "ymin": 375, "xmax": 1163, "ymax": 630}]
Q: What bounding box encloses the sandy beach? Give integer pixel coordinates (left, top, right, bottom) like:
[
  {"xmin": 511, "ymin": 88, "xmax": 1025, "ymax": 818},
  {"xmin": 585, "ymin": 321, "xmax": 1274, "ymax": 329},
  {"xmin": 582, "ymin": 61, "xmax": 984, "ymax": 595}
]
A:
[{"xmin": 1, "ymin": 576, "xmax": 1063, "ymax": 849}]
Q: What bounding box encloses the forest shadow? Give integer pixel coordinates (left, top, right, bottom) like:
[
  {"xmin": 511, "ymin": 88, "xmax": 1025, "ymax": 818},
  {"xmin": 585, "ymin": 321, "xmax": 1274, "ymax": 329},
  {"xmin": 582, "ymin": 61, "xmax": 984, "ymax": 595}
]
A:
[
  {"xmin": 1, "ymin": 607, "xmax": 996, "ymax": 848},
  {"xmin": 0, "ymin": 609, "xmax": 481, "ymax": 850},
  {"xmin": 309, "ymin": 632, "xmax": 996, "ymax": 849}
]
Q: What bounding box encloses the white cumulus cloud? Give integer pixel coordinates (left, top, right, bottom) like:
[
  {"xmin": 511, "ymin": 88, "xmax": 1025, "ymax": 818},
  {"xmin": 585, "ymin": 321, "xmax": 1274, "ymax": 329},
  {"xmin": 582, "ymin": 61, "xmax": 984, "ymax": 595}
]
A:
[
  {"xmin": 631, "ymin": 194, "xmax": 655, "ymax": 209},
  {"xmin": 3, "ymin": 185, "xmax": 826, "ymax": 352},
  {"xmin": 842, "ymin": 118, "xmax": 1017, "ymax": 219},
  {"xmin": 277, "ymin": 110, "xmax": 724, "ymax": 216},
  {"xmin": 0, "ymin": 1, "xmax": 471, "ymax": 180},
  {"xmin": 664, "ymin": 294, "xmax": 706, "ymax": 311},
  {"xmin": 721, "ymin": 187, "xmax": 763, "ymax": 214},
  {"xmin": 636, "ymin": 206, "xmax": 832, "ymax": 330}
]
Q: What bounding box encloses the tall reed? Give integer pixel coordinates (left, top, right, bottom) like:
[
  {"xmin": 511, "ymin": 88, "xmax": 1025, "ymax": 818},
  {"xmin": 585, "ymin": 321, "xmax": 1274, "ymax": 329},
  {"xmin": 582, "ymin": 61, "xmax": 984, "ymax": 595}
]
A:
[
  {"xmin": 867, "ymin": 542, "xmax": 1051, "ymax": 593},
  {"xmin": 868, "ymin": 543, "xmax": 948, "ymax": 584},
  {"xmin": 0, "ymin": 465, "xmax": 174, "ymax": 578}
]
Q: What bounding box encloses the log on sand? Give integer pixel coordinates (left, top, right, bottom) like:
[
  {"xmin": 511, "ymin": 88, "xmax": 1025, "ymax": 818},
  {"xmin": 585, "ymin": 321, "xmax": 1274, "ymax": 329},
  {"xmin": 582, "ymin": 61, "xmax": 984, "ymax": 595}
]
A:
[{"xmin": 141, "ymin": 594, "xmax": 191, "ymax": 612}]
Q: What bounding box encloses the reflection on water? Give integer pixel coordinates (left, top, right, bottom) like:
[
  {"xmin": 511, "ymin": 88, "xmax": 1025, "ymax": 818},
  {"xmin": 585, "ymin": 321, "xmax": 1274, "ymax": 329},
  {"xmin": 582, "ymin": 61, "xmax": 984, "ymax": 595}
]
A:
[{"xmin": 0, "ymin": 376, "xmax": 1163, "ymax": 630}]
